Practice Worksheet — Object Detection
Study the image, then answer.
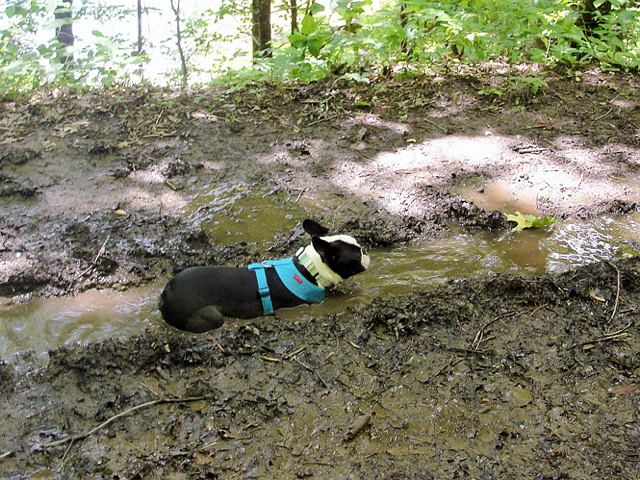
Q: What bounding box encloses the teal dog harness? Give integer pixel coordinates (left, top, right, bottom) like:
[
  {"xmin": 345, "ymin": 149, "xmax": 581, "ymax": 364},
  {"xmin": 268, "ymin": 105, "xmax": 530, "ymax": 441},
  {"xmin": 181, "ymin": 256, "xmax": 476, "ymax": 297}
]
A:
[{"xmin": 248, "ymin": 258, "xmax": 326, "ymax": 315}]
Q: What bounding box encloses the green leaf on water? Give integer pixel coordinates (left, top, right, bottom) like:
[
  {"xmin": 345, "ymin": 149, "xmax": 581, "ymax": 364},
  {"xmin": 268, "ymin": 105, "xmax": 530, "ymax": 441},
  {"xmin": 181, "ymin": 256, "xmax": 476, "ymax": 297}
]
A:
[{"xmin": 505, "ymin": 211, "xmax": 557, "ymax": 232}]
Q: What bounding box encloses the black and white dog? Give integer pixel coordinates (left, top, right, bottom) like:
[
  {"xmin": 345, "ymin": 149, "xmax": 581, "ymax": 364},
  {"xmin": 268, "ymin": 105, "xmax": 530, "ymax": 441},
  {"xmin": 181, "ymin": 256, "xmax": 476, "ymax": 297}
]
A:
[{"xmin": 160, "ymin": 219, "xmax": 370, "ymax": 333}]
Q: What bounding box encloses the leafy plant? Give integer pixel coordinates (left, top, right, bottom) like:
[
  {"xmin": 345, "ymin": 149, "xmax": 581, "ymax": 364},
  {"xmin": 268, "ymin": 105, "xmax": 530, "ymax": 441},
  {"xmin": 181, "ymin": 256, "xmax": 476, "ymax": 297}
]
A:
[
  {"xmin": 3, "ymin": 0, "xmax": 640, "ymax": 92},
  {"xmin": 506, "ymin": 211, "xmax": 557, "ymax": 232}
]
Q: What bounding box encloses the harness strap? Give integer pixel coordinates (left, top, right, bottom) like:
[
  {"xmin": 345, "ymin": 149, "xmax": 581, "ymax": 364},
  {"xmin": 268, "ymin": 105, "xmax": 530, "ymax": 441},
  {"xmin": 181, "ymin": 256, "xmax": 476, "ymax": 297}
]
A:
[
  {"xmin": 267, "ymin": 258, "xmax": 326, "ymax": 304},
  {"xmin": 248, "ymin": 258, "xmax": 327, "ymax": 316},
  {"xmin": 248, "ymin": 263, "xmax": 274, "ymax": 315}
]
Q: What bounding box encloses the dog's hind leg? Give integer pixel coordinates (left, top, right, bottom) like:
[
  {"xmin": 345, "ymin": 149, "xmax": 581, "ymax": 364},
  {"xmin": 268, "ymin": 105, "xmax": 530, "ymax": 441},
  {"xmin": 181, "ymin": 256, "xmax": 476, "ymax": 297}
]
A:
[{"xmin": 184, "ymin": 306, "xmax": 225, "ymax": 333}]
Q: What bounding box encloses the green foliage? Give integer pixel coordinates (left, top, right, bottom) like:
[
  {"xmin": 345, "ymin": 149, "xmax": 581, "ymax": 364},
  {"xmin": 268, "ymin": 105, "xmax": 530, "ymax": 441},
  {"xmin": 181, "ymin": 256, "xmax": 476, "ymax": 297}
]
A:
[
  {"xmin": 1, "ymin": 0, "xmax": 147, "ymax": 96},
  {"xmin": 223, "ymin": 0, "xmax": 640, "ymax": 87},
  {"xmin": 506, "ymin": 212, "xmax": 558, "ymax": 232},
  {"xmin": 2, "ymin": 0, "xmax": 640, "ymax": 93}
]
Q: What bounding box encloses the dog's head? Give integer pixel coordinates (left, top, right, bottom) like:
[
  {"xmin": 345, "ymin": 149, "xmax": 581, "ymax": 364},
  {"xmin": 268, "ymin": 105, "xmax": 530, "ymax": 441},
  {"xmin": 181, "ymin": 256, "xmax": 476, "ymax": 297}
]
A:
[{"xmin": 297, "ymin": 219, "xmax": 370, "ymax": 287}]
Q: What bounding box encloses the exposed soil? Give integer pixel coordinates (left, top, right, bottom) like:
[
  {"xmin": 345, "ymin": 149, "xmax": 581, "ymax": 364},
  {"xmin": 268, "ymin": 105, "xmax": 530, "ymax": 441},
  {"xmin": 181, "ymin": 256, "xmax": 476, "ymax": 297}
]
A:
[{"xmin": 1, "ymin": 70, "xmax": 640, "ymax": 479}]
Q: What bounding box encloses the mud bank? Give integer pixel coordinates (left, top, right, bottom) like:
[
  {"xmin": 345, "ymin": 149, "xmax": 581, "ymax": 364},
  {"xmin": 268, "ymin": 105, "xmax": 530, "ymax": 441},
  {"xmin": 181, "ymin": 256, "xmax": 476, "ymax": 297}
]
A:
[{"xmin": 1, "ymin": 258, "xmax": 639, "ymax": 479}]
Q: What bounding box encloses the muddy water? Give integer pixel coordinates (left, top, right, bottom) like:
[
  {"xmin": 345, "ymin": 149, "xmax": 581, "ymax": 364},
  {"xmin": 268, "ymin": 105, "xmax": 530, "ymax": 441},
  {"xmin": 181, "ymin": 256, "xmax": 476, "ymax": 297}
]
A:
[
  {"xmin": 1, "ymin": 211, "xmax": 639, "ymax": 358},
  {"xmin": 0, "ymin": 286, "xmax": 164, "ymax": 361},
  {"xmin": 183, "ymin": 184, "xmax": 302, "ymax": 247}
]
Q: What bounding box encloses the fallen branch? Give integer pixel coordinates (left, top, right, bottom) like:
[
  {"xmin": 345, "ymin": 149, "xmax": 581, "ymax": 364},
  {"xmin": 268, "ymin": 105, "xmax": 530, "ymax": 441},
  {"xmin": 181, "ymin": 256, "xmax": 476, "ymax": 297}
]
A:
[{"xmin": 40, "ymin": 396, "xmax": 210, "ymax": 450}]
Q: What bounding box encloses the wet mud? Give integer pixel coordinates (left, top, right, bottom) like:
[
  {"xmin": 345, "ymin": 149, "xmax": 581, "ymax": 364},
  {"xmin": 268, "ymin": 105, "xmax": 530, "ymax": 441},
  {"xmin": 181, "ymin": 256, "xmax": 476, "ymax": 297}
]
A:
[{"xmin": 1, "ymin": 70, "xmax": 640, "ymax": 478}]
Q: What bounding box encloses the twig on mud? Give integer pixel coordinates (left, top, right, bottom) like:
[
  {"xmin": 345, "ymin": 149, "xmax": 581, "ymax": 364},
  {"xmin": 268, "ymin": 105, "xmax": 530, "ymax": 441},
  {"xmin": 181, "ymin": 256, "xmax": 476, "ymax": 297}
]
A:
[
  {"xmin": 566, "ymin": 322, "xmax": 633, "ymax": 350},
  {"xmin": 305, "ymin": 113, "xmax": 339, "ymax": 127},
  {"xmin": 284, "ymin": 345, "xmax": 306, "ymax": 359},
  {"xmin": 294, "ymin": 188, "xmax": 308, "ymax": 203},
  {"xmin": 261, "ymin": 355, "xmax": 280, "ymax": 362},
  {"xmin": 92, "ymin": 234, "xmax": 110, "ymax": 264},
  {"xmin": 594, "ymin": 106, "xmax": 613, "ymax": 122},
  {"xmin": 68, "ymin": 235, "xmax": 111, "ymax": 288},
  {"xmin": 471, "ymin": 312, "xmax": 515, "ymax": 350},
  {"xmin": 421, "ymin": 356, "xmax": 460, "ymax": 384},
  {"xmin": 0, "ymin": 450, "xmax": 13, "ymax": 460},
  {"xmin": 441, "ymin": 346, "xmax": 489, "ymax": 355},
  {"xmin": 58, "ymin": 439, "xmax": 74, "ymax": 471},
  {"xmin": 422, "ymin": 117, "xmax": 447, "ymax": 133},
  {"xmin": 40, "ymin": 396, "xmax": 210, "ymax": 450},
  {"xmin": 292, "ymin": 357, "xmax": 330, "ymax": 389},
  {"xmin": 607, "ymin": 262, "xmax": 621, "ymax": 324},
  {"xmin": 530, "ymin": 304, "xmax": 548, "ymax": 316},
  {"xmin": 122, "ymin": 438, "xmax": 148, "ymax": 455},
  {"xmin": 343, "ymin": 414, "xmax": 371, "ymax": 442},
  {"xmin": 139, "ymin": 381, "xmax": 161, "ymax": 398}
]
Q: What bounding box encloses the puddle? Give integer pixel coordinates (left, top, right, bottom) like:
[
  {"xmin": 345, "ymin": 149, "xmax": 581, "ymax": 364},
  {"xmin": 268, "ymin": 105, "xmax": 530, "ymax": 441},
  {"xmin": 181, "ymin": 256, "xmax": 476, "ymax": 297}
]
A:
[
  {"xmin": 0, "ymin": 285, "xmax": 163, "ymax": 361},
  {"xmin": 183, "ymin": 184, "xmax": 302, "ymax": 246},
  {"xmin": 452, "ymin": 179, "xmax": 543, "ymax": 216}
]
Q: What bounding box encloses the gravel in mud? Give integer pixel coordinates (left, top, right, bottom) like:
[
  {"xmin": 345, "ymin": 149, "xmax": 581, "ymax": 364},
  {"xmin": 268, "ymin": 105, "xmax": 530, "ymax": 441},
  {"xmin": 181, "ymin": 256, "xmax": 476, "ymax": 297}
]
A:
[{"xmin": 1, "ymin": 70, "xmax": 640, "ymax": 478}]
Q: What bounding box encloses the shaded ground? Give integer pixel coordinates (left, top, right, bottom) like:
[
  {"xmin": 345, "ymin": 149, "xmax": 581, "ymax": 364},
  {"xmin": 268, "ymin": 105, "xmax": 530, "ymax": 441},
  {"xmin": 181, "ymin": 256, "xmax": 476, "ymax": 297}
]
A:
[{"xmin": 1, "ymin": 70, "xmax": 640, "ymax": 478}]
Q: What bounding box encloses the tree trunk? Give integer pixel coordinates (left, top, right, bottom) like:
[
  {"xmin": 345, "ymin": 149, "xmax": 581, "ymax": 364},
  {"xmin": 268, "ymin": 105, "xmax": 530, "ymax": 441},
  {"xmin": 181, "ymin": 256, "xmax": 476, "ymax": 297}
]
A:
[
  {"xmin": 54, "ymin": 0, "xmax": 74, "ymax": 64},
  {"xmin": 399, "ymin": 2, "xmax": 411, "ymax": 56},
  {"xmin": 290, "ymin": 0, "xmax": 298, "ymax": 34},
  {"xmin": 578, "ymin": 0, "xmax": 612, "ymax": 37},
  {"xmin": 136, "ymin": 0, "xmax": 144, "ymax": 55},
  {"xmin": 169, "ymin": 0, "xmax": 188, "ymax": 87},
  {"xmin": 251, "ymin": 0, "xmax": 271, "ymax": 58}
]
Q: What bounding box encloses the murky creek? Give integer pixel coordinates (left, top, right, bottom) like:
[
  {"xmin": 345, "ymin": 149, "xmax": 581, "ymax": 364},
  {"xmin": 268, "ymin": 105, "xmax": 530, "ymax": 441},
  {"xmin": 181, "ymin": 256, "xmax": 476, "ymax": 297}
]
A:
[{"xmin": 2, "ymin": 206, "xmax": 638, "ymax": 359}]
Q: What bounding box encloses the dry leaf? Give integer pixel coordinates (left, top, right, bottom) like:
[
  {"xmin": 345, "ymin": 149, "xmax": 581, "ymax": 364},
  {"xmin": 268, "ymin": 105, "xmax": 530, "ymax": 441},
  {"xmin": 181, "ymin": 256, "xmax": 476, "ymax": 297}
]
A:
[{"xmin": 608, "ymin": 385, "xmax": 638, "ymax": 395}]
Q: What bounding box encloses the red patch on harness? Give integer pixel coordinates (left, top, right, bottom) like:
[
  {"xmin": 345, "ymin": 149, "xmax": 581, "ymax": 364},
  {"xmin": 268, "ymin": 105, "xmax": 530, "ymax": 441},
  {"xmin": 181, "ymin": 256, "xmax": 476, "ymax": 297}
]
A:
[{"xmin": 293, "ymin": 274, "xmax": 303, "ymax": 284}]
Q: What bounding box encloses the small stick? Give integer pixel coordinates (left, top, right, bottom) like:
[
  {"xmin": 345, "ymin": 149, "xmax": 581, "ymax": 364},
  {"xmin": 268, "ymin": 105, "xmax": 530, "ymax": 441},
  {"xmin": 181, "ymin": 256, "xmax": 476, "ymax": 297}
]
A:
[
  {"xmin": 215, "ymin": 341, "xmax": 225, "ymax": 353},
  {"xmin": 471, "ymin": 312, "xmax": 515, "ymax": 350},
  {"xmin": 261, "ymin": 356, "xmax": 280, "ymax": 363},
  {"xmin": 284, "ymin": 345, "xmax": 306, "ymax": 359},
  {"xmin": 66, "ymin": 235, "xmax": 111, "ymax": 292},
  {"xmin": 421, "ymin": 356, "xmax": 459, "ymax": 384},
  {"xmin": 344, "ymin": 415, "xmax": 371, "ymax": 442},
  {"xmin": 305, "ymin": 114, "xmax": 338, "ymax": 128},
  {"xmin": 41, "ymin": 396, "xmax": 209, "ymax": 449},
  {"xmin": 58, "ymin": 439, "xmax": 74, "ymax": 471},
  {"xmin": 293, "ymin": 357, "xmax": 330, "ymax": 389},
  {"xmin": 530, "ymin": 304, "xmax": 548, "ymax": 316},
  {"xmin": 198, "ymin": 441, "xmax": 218, "ymax": 452},
  {"xmin": 567, "ymin": 322, "xmax": 633, "ymax": 349},
  {"xmin": 423, "ymin": 117, "xmax": 447, "ymax": 133},
  {"xmin": 607, "ymin": 262, "xmax": 621, "ymax": 324},
  {"xmin": 92, "ymin": 235, "xmax": 110, "ymax": 264},
  {"xmin": 594, "ymin": 107, "xmax": 613, "ymax": 122},
  {"xmin": 294, "ymin": 188, "xmax": 308, "ymax": 203}
]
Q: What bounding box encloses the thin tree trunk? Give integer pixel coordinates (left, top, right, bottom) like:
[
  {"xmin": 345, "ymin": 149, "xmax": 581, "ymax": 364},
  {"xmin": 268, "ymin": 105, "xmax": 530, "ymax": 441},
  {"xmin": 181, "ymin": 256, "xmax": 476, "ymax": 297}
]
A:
[
  {"xmin": 169, "ymin": 0, "xmax": 188, "ymax": 87},
  {"xmin": 251, "ymin": 0, "xmax": 271, "ymax": 58},
  {"xmin": 54, "ymin": 0, "xmax": 74, "ymax": 64},
  {"xmin": 137, "ymin": 0, "xmax": 144, "ymax": 55},
  {"xmin": 290, "ymin": 0, "xmax": 298, "ymax": 34}
]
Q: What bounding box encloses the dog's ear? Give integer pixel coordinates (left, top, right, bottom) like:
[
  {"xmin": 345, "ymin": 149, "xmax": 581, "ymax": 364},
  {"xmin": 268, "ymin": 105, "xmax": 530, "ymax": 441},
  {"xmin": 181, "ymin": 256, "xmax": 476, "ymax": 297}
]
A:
[
  {"xmin": 303, "ymin": 219, "xmax": 330, "ymax": 237},
  {"xmin": 311, "ymin": 236, "xmax": 336, "ymax": 262}
]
